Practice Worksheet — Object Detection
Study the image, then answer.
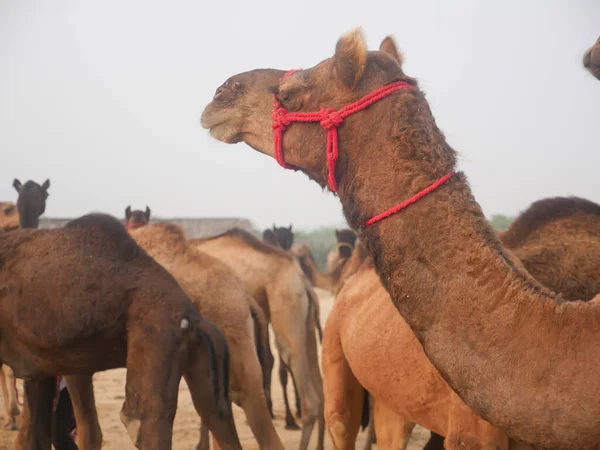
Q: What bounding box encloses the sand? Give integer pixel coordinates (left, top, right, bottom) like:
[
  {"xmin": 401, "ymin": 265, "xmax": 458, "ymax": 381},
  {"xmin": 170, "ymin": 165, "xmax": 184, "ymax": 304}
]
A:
[{"xmin": 0, "ymin": 288, "xmax": 430, "ymax": 449}]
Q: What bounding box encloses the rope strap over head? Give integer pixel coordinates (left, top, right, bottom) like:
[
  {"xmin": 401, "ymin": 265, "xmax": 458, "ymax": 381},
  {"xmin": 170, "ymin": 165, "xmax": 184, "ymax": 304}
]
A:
[
  {"xmin": 272, "ymin": 71, "xmax": 413, "ymax": 192},
  {"xmin": 272, "ymin": 69, "xmax": 456, "ymax": 226}
]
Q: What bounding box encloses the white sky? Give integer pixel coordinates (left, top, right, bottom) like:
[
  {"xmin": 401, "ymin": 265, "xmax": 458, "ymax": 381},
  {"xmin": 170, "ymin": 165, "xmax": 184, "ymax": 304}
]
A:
[{"xmin": 1, "ymin": 0, "xmax": 599, "ymax": 229}]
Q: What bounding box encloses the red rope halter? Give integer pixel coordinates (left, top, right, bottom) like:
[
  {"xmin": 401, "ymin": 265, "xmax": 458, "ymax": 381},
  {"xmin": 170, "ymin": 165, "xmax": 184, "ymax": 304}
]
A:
[{"xmin": 272, "ymin": 70, "xmax": 456, "ymax": 226}]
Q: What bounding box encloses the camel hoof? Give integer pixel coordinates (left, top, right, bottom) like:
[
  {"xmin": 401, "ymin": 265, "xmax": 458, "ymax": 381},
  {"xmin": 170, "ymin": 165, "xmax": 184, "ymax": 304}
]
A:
[{"xmin": 285, "ymin": 422, "xmax": 301, "ymax": 431}]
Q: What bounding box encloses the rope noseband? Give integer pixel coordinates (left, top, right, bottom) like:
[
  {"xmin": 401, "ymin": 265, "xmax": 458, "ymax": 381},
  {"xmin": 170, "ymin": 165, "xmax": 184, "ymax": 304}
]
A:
[{"xmin": 272, "ymin": 70, "xmax": 456, "ymax": 227}]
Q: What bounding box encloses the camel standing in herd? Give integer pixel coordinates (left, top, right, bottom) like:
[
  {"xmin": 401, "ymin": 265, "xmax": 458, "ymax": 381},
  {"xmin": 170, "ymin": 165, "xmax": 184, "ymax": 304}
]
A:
[
  {"xmin": 324, "ymin": 195, "xmax": 600, "ymax": 450},
  {"xmin": 192, "ymin": 230, "xmax": 325, "ymax": 450},
  {"xmin": 0, "ymin": 213, "xmax": 241, "ymax": 450},
  {"xmin": 202, "ymin": 29, "xmax": 600, "ymax": 449},
  {"xmin": 129, "ymin": 223, "xmax": 282, "ymax": 450},
  {"xmin": 0, "ymin": 178, "xmax": 51, "ymax": 431},
  {"xmin": 0, "ymin": 202, "xmax": 19, "ymax": 234},
  {"xmin": 583, "ymin": 36, "xmax": 600, "ymax": 80},
  {"xmin": 125, "ymin": 206, "xmax": 151, "ymax": 230},
  {"xmin": 325, "ymin": 230, "xmax": 357, "ymax": 274}
]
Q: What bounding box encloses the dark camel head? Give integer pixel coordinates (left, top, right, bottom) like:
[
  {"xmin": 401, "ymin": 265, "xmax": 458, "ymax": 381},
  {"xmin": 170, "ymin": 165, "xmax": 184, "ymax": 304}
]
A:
[
  {"xmin": 12, "ymin": 179, "xmax": 50, "ymax": 229},
  {"xmin": 262, "ymin": 228, "xmax": 277, "ymax": 246},
  {"xmin": 201, "ymin": 29, "xmax": 416, "ymax": 191},
  {"xmin": 125, "ymin": 206, "xmax": 151, "ymax": 231},
  {"xmin": 272, "ymin": 224, "xmax": 294, "ymax": 250},
  {"xmin": 583, "ymin": 37, "xmax": 600, "ymax": 80},
  {"xmin": 335, "ymin": 228, "xmax": 357, "ymax": 259}
]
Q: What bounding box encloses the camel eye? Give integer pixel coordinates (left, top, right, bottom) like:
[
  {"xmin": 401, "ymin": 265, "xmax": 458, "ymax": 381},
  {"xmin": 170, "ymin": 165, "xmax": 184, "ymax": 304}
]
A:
[{"xmin": 279, "ymin": 90, "xmax": 290, "ymax": 101}]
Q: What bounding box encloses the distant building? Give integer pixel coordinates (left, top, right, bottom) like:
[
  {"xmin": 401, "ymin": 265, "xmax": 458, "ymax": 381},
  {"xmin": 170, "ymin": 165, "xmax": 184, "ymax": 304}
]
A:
[{"xmin": 39, "ymin": 217, "xmax": 254, "ymax": 239}]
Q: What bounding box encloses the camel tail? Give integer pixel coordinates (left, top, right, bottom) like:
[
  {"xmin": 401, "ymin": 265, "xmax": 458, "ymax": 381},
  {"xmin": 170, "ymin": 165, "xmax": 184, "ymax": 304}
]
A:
[
  {"xmin": 248, "ymin": 299, "xmax": 274, "ymax": 414},
  {"xmin": 305, "ymin": 285, "xmax": 323, "ymax": 343},
  {"xmin": 361, "ymin": 389, "xmax": 370, "ymax": 430},
  {"xmin": 196, "ymin": 321, "xmax": 231, "ymax": 417}
]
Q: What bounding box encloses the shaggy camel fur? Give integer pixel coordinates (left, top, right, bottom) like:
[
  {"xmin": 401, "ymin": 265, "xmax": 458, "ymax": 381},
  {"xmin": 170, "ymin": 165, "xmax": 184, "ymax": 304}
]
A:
[
  {"xmin": 499, "ymin": 196, "xmax": 600, "ymax": 300},
  {"xmin": 583, "ymin": 36, "xmax": 600, "ymax": 80},
  {"xmin": 325, "ymin": 230, "xmax": 357, "ymax": 274},
  {"xmin": 201, "ymin": 29, "xmax": 600, "ymax": 449},
  {"xmin": 0, "ymin": 179, "xmax": 51, "ymax": 431},
  {"xmin": 192, "ymin": 230, "xmax": 325, "ymax": 450},
  {"xmin": 1, "ymin": 214, "xmax": 241, "ymax": 450},
  {"xmin": 125, "ymin": 206, "xmax": 151, "ymax": 230}
]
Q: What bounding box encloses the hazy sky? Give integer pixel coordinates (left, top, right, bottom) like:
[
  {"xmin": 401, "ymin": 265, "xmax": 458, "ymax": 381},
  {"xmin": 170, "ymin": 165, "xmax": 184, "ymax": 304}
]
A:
[{"xmin": 1, "ymin": 1, "xmax": 599, "ymax": 229}]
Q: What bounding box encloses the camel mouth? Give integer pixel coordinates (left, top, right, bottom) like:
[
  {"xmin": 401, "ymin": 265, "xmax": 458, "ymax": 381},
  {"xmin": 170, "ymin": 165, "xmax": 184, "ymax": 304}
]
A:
[{"xmin": 201, "ymin": 103, "xmax": 245, "ymax": 144}]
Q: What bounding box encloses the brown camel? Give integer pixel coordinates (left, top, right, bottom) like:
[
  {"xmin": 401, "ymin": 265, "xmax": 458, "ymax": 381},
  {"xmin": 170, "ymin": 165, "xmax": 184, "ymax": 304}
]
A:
[
  {"xmin": 345, "ymin": 196, "xmax": 600, "ymax": 450},
  {"xmin": 130, "ymin": 223, "xmax": 282, "ymax": 450},
  {"xmin": 201, "ymin": 29, "xmax": 600, "ymax": 449},
  {"xmin": 0, "ymin": 179, "xmax": 51, "ymax": 431},
  {"xmin": 293, "ymin": 229, "xmax": 357, "ymax": 294},
  {"xmin": 271, "ymin": 225, "xmax": 295, "ymax": 250},
  {"xmin": 125, "ymin": 205, "xmax": 151, "ymax": 230},
  {"xmin": 0, "ymin": 202, "xmax": 19, "ymax": 234},
  {"xmin": 0, "ymin": 213, "xmax": 241, "ymax": 450},
  {"xmin": 325, "ymin": 229, "xmax": 357, "ymax": 273},
  {"xmin": 583, "ymin": 36, "xmax": 600, "ymax": 80},
  {"xmin": 192, "ymin": 230, "xmax": 325, "ymax": 450}
]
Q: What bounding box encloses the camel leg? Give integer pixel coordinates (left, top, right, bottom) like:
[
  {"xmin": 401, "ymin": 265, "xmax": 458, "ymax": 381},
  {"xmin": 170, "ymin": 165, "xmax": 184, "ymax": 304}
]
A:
[
  {"xmin": 12, "ymin": 377, "xmax": 55, "ymax": 450},
  {"xmin": 372, "ymin": 400, "xmax": 414, "ymax": 450},
  {"xmin": 306, "ymin": 313, "xmax": 325, "ymax": 450},
  {"xmin": 52, "ymin": 385, "xmax": 77, "ymax": 450},
  {"xmin": 230, "ymin": 316, "xmax": 284, "ymax": 450},
  {"xmin": 64, "ymin": 375, "xmax": 102, "ymax": 450},
  {"xmin": 322, "ymin": 317, "xmax": 363, "ymax": 450},
  {"xmin": 279, "ymin": 359, "xmax": 299, "ymax": 430},
  {"xmin": 196, "ymin": 422, "xmax": 210, "ymax": 450},
  {"xmin": 0, "ymin": 364, "xmax": 19, "ymax": 430},
  {"xmin": 422, "ymin": 432, "xmax": 445, "ymax": 450},
  {"xmin": 292, "ymin": 371, "xmax": 302, "ymax": 418},
  {"xmin": 362, "ymin": 401, "xmax": 376, "ymax": 450},
  {"xmin": 184, "ymin": 321, "xmax": 242, "ymax": 450}
]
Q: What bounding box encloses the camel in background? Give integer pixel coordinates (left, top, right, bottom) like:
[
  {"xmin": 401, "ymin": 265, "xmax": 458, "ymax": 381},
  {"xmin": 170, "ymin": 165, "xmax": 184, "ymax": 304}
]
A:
[
  {"xmin": 0, "ymin": 178, "xmax": 51, "ymax": 431},
  {"xmin": 0, "ymin": 202, "xmax": 19, "ymax": 234},
  {"xmin": 131, "ymin": 223, "xmax": 282, "ymax": 450},
  {"xmin": 124, "ymin": 206, "xmax": 151, "ymax": 230},
  {"xmin": 192, "ymin": 230, "xmax": 325, "ymax": 450},
  {"xmin": 1, "ymin": 214, "xmax": 241, "ymax": 450},
  {"xmin": 325, "ymin": 230, "xmax": 357, "ymax": 273},
  {"xmin": 583, "ymin": 36, "xmax": 600, "ymax": 80},
  {"xmin": 201, "ymin": 28, "xmax": 600, "ymax": 448}
]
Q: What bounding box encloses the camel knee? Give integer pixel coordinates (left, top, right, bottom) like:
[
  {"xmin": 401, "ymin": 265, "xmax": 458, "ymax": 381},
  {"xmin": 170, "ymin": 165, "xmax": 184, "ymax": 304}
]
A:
[{"xmin": 328, "ymin": 414, "xmax": 351, "ymax": 450}]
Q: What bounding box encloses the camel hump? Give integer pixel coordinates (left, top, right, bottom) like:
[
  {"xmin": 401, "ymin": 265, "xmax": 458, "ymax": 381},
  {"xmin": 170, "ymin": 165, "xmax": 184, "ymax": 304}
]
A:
[
  {"xmin": 64, "ymin": 214, "xmax": 147, "ymax": 260},
  {"xmin": 502, "ymin": 197, "xmax": 600, "ymax": 248}
]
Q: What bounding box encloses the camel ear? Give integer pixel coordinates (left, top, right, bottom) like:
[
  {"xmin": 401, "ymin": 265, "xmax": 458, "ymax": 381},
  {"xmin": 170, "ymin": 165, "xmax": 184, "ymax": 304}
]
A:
[
  {"xmin": 334, "ymin": 28, "xmax": 368, "ymax": 88},
  {"xmin": 288, "ymin": 225, "xmax": 292, "ymax": 231},
  {"xmin": 145, "ymin": 206, "xmax": 151, "ymax": 220},
  {"xmin": 379, "ymin": 36, "xmax": 403, "ymax": 66},
  {"xmin": 125, "ymin": 206, "xmax": 131, "ymax": 220},
  {"xmin": 12, "ymin": 179, "xmax": 22, "ymax": 193},
  {"xmin": 41, "ymin": 179, "xmax": 50, "ymax": 191}
]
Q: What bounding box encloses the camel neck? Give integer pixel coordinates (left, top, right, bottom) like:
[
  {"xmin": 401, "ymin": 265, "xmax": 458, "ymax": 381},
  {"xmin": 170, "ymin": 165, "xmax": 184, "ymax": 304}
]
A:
[{"xmin": 336, "ymin": 102, "xmax": 600, "ymax": 448}]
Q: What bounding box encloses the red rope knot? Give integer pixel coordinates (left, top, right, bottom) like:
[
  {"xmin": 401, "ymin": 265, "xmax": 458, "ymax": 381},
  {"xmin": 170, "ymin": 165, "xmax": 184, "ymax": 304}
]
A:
[
  {"xmin": 319, "ymin": 108, "xmax": 343, "ymax": 130},
  {"xmin": 272, "ymin": 106, "xmax": 291, "ymax": 131}
]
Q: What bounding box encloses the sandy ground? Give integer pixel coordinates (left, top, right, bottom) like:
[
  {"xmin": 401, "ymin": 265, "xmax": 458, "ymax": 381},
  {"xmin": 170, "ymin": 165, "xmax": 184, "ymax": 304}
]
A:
[{"xmin": 0, "ymin": 289, "xmax": 430, "ymax": 450}]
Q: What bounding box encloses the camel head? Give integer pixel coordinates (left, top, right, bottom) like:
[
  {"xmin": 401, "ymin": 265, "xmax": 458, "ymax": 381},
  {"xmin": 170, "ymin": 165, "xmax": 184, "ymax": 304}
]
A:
[
  {"xmin": 262, "ymin": 228, "xmax": 277, "ymax": 246},
  {"xmin": 583, "ymin": 37, "xmax": 600, "ymax": 80},
  {"xmin": 12, "ymin": 178, "xmax": 50, "ymax": 229},
  {"xmin": 202, "ymin": 29, "xmax": 415, "ymax": 190},
  {"xmin": 125, "ymin": 206, "xmax": 151, "ymax": 231},
  {"xmin": 272, "ymin": 224, "xmax": 294, "ymax": 250},
  {"xmin": 0, "ymin": 202, "xmax": 19, "ymax": 232},
  {"xmin": 335, "ymin": 228, "xmax": 357, "ymax": 259}
]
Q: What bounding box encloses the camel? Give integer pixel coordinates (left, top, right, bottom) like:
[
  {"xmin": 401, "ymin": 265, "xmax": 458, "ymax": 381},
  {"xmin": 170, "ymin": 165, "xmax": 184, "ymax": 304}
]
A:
[
  {"xmin": 0, "ymin": 179, "xmax": 51, "ymax": 431},
  {"xmin": 293, "ymin": 229, "xmax": 357, "ymax": 294},
  {"xmin": 0, "ymin": 202, "xmax": 19, "ymax": 234},
  {"xmin": 125, "ymin": 205, "xmax": 151, "ymax": 230},
  {"xmin": 325, "ymin": 229, "xmax": 357, "ymax": 274},
  {"xmin": 0, "ymin": 213, "xmax": 241, "ymax": 450},
  {"xmin": 129, "ymin": 223, "xmax": 282, "ymax": 450},
  {"xmin": 201, "ymin": 29, "xmax": 600, "ymax": 449},
  {"xmin": 343, "ymin": 195, "xmax": 600, "ymax": 450},
  {"xmin": 192, "ymin": 230, "xmax": 325, "ymax": 450},
  {"xmin": 271, "ymin": 225, "xmax": 295, "ymax": 250},
  {"xmin": 583, "ymin": 36, "xmax": 600, "ymax": 80}
]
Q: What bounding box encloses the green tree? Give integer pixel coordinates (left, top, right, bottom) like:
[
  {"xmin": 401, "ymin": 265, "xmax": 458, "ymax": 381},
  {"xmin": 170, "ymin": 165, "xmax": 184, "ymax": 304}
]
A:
[{"xmin": 489, "ymin": 214, "xmax": 514, "ymax": 231}]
